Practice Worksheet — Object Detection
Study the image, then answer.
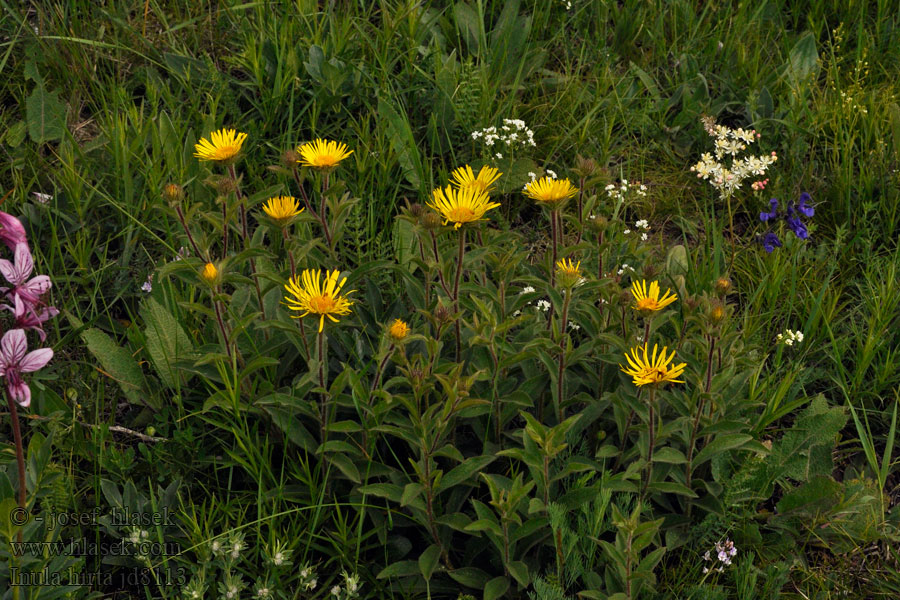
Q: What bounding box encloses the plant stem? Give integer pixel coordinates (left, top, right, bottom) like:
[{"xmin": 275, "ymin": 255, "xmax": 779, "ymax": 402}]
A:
[
  {"xmin": 227, "ymin": 165, "xmax": 267, "ymax": 323},
  {"xmin": 220, "ymin": 197, "xmax": 228, "ymax": 260},
  {"xmin": 174, "ymin": 205, "xmax": 205, "ymax": 261},
  {"xmin": 642, "ymin": 387, "xmax": 657, "ymax": 497},
  {"xmin": 453, "ymin": 228, "xmax": 466, "ymax": 362},
  {"xmin": 557, "ymin": 289, "xmax": 571, "ymax": 422},
  {"xmin": 429, "ymin": 231, "xmax": 452, "ymax": 296},
  {"xmin": 370, "ymin": 345, "xmax": 394, "ymax": 394},
  {"xmin": 575, "ymin": 177, "xmax": 584, "ymax": 243},
  {"xmin": 212, "ymin": 292, "xmax": 233, "ymax": 360},
  {"xmin": 6, "ymin": 393, "xmax": 25, "ymax": 544},
  {"xmin": 550, "ymin": 209, "xmax": 559, "ymax": 287}
]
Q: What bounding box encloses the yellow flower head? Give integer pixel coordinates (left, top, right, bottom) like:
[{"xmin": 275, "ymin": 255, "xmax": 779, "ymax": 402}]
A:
[
  {"xmin": 524, "ymin": 176, "xmax": 578, "ymax": 207},
  {"xmin": 297, "ymin": 139, "xmax": 354, "ymax": 169},
  {"xmin": 201, "ymin": 262, "xmax": 219, "ymax": 284},
  {"xmin": 427, "ymin": 185, "xmax": 501, "ymax": 230},
  {"xmin": 450, "ymin": 165, "xmax": 502, "ymax": 195},
  {"xmin": 630, "ymin": 280, "xmax": 677, "ymax": 313},
  {"xmin": 620, "ymin": 343, "xmax": 687, "ymax": 387},
  {"xmin": 194, "ymin": 128, "xmax": 248, "ymax": 162},
  {"xmin": 262, "ymin": 196, "xmax": 304, "ymax": 226},
  {"xmin": 388, "ymin": 319, "xmax": 410, "ymax": 341},
  {"xmin": 283, "ymin": 269, "xmax": 356, "ymax": 333},
  {"xmin": 556, "ymin": 258, "xmax": 582, "ymax": 278}
]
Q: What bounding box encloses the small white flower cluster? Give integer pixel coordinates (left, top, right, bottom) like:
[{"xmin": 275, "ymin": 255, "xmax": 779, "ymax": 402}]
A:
[
  {"xmin": 839, "ymin": 90, "xmax": 868, "ymax": 114},
  {"xmin": 623, "ymin": 219, "xmax": 651, "ymax": 242},
  {"xmin": 617, "ymin": 264, "xmax": 636, "ymax": 276},
  {"xmin": 298, "ymin": 563, "xmax": 318, "ymax": 591},
  {"xmin": 218, "ymin": 573, "xmax": 244, "ymax": 600},
  {"xmin": 209, "ymin": 532, "xmax": 245, "ymax": 563},
  {"xmin": 776, "ymin": 329, "xmax": 804, "ymax": 346},
  {"xmin": 691, "ymin": 117, "xmax": 777, "ymax": 200},
  {"xmin": 702, "ymin": 539, "xmax": 737, "ymax": 573},
  {"xmin": 606, "ymin": 179, "xmax": 648, "ymax": 204},
  {"xmin": 32, "ymin": 192, "xmax": 52, "ymax": 205},
  {"xmin": 330, "ymin": 571, "xmax": 362, "ymax": 599},
  {"xmin": 141, "ymin": 274, "xmax": 153, "ymax": 293},
  {"xmin": 470, "ymin": 119, "xmax": 536, "ymax": 151},
  {"xmin": 126, "ymin": 528, "xmax": 152, "ymax": 562}
]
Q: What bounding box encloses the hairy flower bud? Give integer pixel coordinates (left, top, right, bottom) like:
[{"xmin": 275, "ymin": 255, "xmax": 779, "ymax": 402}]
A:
[
  {"xmin": 281, "ymin": 148, "xmax": 301, "ymax": 169},
  {"xmin": 715, "ymin": 277, "xmax": 731, "ymax": 296},
  {"xmin": 162, "ymin": 183, "xmax": 184, "ymax": 206},
  {"xmin": 408, "ymin": 203, "xmax": 425, "ymax": 219},
  {"xmin": 573, "ymin": 155, "xmax": 601, "ymax": 178},
  {"xmin": 434, "ymin": 303, "xmax": 452, "ymax": 324},
  {"xmin": 709, "ymin": 300, "xmax": 726, "ymax": 324},
  {"xmin": 421, "ymin": 211, "xmax": 442, "ymax": 230}
]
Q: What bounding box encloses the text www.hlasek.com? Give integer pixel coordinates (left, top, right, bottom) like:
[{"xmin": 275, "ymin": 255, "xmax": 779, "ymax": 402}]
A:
[{"xmin": 9, "ymin": 539, "xmax": 181, "ymax": 558}]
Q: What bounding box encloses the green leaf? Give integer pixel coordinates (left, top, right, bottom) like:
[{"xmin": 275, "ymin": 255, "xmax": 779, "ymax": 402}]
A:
[
  {"xmin": 449, "ymin": 567, "xmax": 492, "ymax": 589},
  {"xmin": 507, "ymin": 560, "xmax": 530, "ymax": 587},
  {"xmin": 376, "ymin": 560, "xmax": 419, "ymax": 579},
  {"xmin": 665, "ymin": 245, "xmax": 688, "ymax": 277},
  {"xmin": 418, "ymin": 544, "xmax": 441, "ymax": 582},
  {"xmin": 80, "ymin": 328, "xmax": 155, "ymax": 409},
  {"xmin": 26, "ymin": 81, "xmax": 66, "ymax": 144},
  {"xmin": 786, "ymin": 32, "xmax": 818, "ymax": 88},
  {"xmin": 484, "ymin": 576, "xmax": 510, "ymax": 600},
  {"xmin": 692, "ymin": 433, "xmax": 753, "ymax": 467},
  {"xmin": 436, "ymin": 454, "xmax": 496, "ymax": 494},
  {"xmin": 646, "ymin": 481, "xmax": 698, "ymax": 497},
  {"xmin": 5, "ymin": 120, "xmax": 27, "ymax": 147},
  {"xmin": 141, "ymin": 298, "xmax": 194, "ymax": 388},
  {"xmin": 653, "ymin": 447, "xmax": 687, "ymax": 464},
  {"xmin": 378, "ymin": 96, "xmax": 424, "ymax": 188}
]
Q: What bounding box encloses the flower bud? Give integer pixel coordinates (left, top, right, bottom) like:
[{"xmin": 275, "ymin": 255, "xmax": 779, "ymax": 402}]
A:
[
  {"xmin": 389, "ymin": 319, "xmax": 410, "ymax": 342},
  {"xmin": 573, "ymin": 155, "xmax": 601, "ymax": 178},
  {"xmin": 434, "ymin": 303, "xmax": 452, "ymax": 324},
  {"xmin": 163, "ymin": 183, "xmax": 184, "ymax": 206},
  {"xmin": 709, "ymin": 300, "xmax": 726, "ymax": 324},
  {"xmin": 421, "ymin": 211, "xmax": 442, "ymax": 230},
  {"xmin": 201, "ymin": 262, "xmax": 219, "ymax": 285},
  {"xmin": 642, "ymin": 264, "xmax": 659, "ymax": 281},
  {"xmin": 715, "ymin": 277, "xmax": 732, "ymax": 296},
  {"xmin": 282, "ymin": 148, "xmax": 301, "ymax": 169},
  {"xmin": 408, "ymin": 203, "xmax": 425, "ymax": 219}
]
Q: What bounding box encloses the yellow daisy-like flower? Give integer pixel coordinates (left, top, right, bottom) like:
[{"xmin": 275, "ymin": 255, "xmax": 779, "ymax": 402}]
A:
[
  {"xmin": 388, "ymin": 319, "xmax": 410, "ymax": 341},
  {"xmin": 194, "ymin": 128, "xmax": 248, "ymax": 162},
  {"xmin": 523, "ymin": 176, "xmax": 579, "ymax": 207},
  {"xmin": 283, "ymin": 269, "xmax": 355, "ymax": 333},
  {"xmin": 427, "ymin": 185, "xmax": 501, "ymax": 230},
  {"xmin": 620, "ymin": 343, "xmax": 687, "ymax": 387},
  {"xmin": 556, "ymin": 258, "xmax": 582, "ymax": 278},
  {"xmin": 201, "ymin": 262, "xmax": 219, "ymax": 285},
  {"xmin": 450, "ymin": 165, "xmax": 502, "ymax": 195},
  {"xmin": 630, "ymin": 280, "xmax": 678, "ymax": 313},
  {"xmin": 262, "ymin": 196, "xmax": 304, "ymax": 226},
  {"xmin": 297, "ymin": 139, "xmax": 354, "ymax": 169}
]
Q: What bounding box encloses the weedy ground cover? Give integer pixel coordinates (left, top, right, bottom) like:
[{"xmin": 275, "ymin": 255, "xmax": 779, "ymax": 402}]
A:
[{"xmin": 1, "ymin": 1, "xmax": 899, "ymax": 598}]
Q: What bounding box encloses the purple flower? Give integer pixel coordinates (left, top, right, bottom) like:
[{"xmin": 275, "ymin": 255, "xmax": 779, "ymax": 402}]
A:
[
  {"xmin": 0, "ymin": 329, "xmax": 53, "ymax": 408},
  {"xmin": 0, "ymin": 243, "xmax": 52, "ymax": 309},
  {"xmin": 759, "ymin": 198, "xmax": 778, "ymax": 222},
  {"xmin": 11, "ymin": 295, "xmax": 59, "ymax": 342},
  {"xmin": 786, "ymin": 215, "xmax": 808, "ymax": 239},
  {"xmin": 0, "ymin": 212, "xmax": 28, "ymax": 252},
  {"xmin": 762, "ymin": 232, "xmax": 782, "ymax": 253},
  {"xmin": 796, "ymin": 192, "xmax": 814, "ymax": 217}
]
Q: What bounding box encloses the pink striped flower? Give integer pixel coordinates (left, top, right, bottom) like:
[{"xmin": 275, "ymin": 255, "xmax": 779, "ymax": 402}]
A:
[
  {"xmin": 0, "ymin": 212, "xmax": 27, "ymax": 251},
  {"xmin": 0, "ymin": 243, "xmax": 51, "ymax": 310},
  {"xmin": 0, "ymin": 329, "xmax": 53, "ymax": 407}
]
